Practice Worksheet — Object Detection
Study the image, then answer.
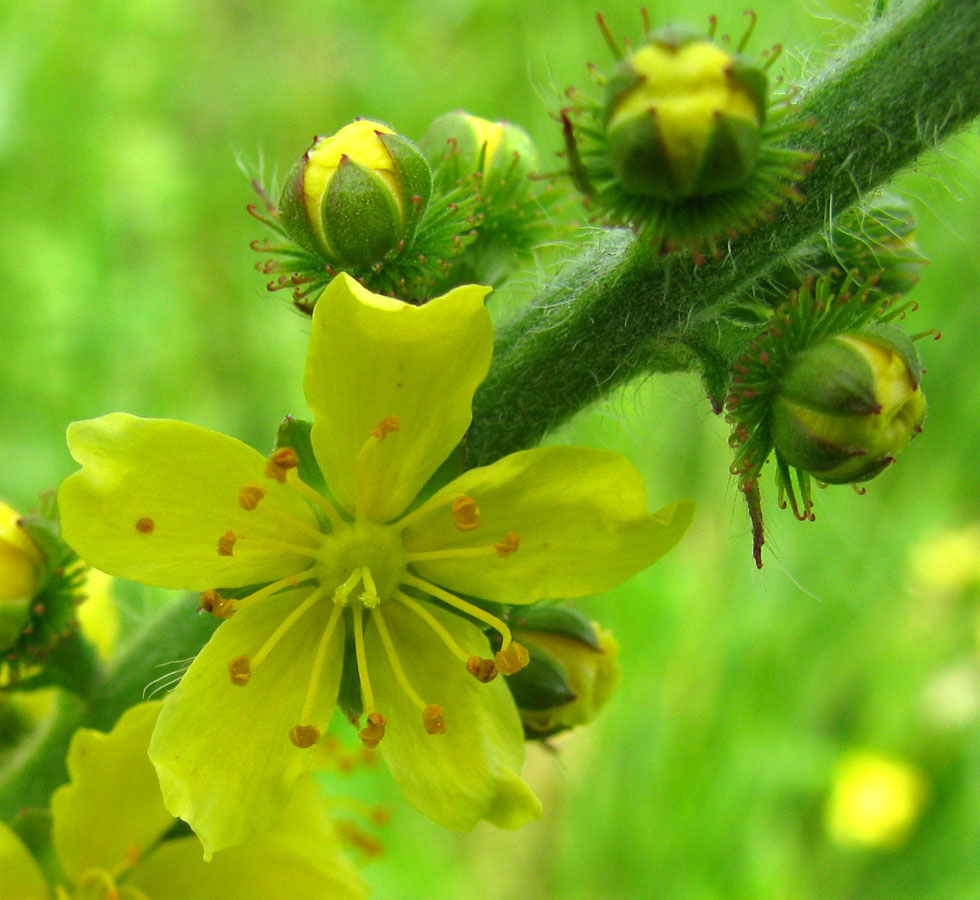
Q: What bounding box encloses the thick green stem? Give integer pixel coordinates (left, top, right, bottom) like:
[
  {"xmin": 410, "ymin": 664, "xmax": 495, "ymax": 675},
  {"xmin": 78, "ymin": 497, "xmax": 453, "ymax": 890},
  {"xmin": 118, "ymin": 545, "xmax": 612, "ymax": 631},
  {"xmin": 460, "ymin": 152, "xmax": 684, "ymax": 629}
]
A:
[{"xmin": 468, "ymin": 0, "xmax": 980, "ymax": 466}]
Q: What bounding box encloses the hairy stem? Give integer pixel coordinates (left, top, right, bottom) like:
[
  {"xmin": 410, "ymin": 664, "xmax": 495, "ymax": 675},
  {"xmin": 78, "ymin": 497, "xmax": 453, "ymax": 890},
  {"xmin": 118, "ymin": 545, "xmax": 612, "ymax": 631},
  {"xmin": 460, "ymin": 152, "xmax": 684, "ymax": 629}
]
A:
[{"xmin": 468, "ymin": 0, "xmax": 980, "ymax": 466}]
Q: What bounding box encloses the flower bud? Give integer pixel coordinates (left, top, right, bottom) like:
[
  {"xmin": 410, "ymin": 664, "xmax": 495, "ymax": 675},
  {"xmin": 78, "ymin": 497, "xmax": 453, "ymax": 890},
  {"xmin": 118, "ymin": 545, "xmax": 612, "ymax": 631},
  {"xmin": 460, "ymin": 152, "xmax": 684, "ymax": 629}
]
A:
[
  {"xmin": 421, "ymin": 111, "xmax": 539, "ymax": 200},
  {"xmin": 0, "ymin": 501, "xmax": 41, "ymax": 654},
  {"xmin": 771, "ymin": 325, "xmax": 926, "ymax": 484},
  {"xmin": 603, "ymin": 26, "xmax": 767, "ymax": 201},
  {"xmin": 279, "ymin": 120, "xmax": 432, "ymax": 270},
  {"xmin": 507, "ymin": 607, "xmax": 620, "ymax": 738}
]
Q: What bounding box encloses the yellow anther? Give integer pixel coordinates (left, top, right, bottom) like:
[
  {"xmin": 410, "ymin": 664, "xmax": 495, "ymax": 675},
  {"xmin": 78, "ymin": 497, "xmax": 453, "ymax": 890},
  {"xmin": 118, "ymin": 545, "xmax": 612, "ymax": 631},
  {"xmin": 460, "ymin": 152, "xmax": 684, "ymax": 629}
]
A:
[
  {"xmin": 466, "ymin": 655, "xmax": 499, "ymax": 683},
  {"xmin": 370, "ymin": 415, "xmax": 400, "ymax": 441},
  {"xmin": 423, "ymin": 704, "xmax": 446, "ymax": 735},
  {"xmin": 200, "ymin": 590, "xmax": 235, "ymax": 619},
  {"xmin": 495, "ymin": 641, "xmax": 530, "ymax": 675},
  {"xmin": 451, "ymin": 494, "xmax": 481, "ymax": 531},
  {"xmin": 265, "ymin": 447, "xmax": 299, "ymax": 483},
  {"xmin": 289, "ymin": 724, "xmax": 321, "ymax": 748},
  {"xmin": 358, "ymin": 711, "xmax": 387, "ymax": 749},
  {"xmin": 494, "ymin": 531, "xmax": 521, "ymax": 557},
  {"xmin": 217, "ymin": 530, "xmax": 238, "ymax": 557},
  {"xmin": 238, "ymin": 483, "xmax": 267, "ymax": 510},
  {"xmin": 228, "ymin": 654, "xmax": 251, "ymax": 686},
  {"xmin": 135, "ymin": 517, "xmax": 155, "ymax": 534}
]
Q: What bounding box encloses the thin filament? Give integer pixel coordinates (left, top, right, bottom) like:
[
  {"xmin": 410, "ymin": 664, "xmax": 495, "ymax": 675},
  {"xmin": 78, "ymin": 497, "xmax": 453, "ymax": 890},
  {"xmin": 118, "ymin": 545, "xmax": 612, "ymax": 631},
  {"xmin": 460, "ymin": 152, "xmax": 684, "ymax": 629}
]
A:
[
  {"xmin": 394, "ymin": 591, "xmax": 469, "ymax": 663},
  {"xmin": 298, "ymin": 604, "xmax": 345, "ymax": 725},
  {"xmin": 401, "ymin": 573, "xmax": 513, "ymax": 649},
  {"xmin": 371, "ymin": 606, "xmax": 427, "ymax": 711},
  {"xmin": 352, "ymin": 605, "xmax": 376, "ymax": 714},
  {"xmin": 251, "ymin": 585, "xmax": 327, "ymax": 669}
]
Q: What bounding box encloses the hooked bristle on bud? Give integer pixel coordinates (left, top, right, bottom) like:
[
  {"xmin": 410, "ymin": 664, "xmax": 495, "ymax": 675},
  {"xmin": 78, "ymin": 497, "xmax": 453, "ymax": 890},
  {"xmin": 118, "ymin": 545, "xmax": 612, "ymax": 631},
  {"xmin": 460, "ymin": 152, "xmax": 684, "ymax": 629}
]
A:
[{"xmin": 724, "ymin": 271, "xmax": 931, "ymax": 567}]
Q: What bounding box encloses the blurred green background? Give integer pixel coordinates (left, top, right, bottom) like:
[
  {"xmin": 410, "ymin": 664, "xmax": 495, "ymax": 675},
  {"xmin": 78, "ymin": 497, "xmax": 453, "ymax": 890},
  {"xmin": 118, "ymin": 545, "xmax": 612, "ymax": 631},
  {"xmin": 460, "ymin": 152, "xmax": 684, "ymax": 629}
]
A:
[{"xmin": 3, "ymin": 0, "xmax": 980, "ymax": 897}]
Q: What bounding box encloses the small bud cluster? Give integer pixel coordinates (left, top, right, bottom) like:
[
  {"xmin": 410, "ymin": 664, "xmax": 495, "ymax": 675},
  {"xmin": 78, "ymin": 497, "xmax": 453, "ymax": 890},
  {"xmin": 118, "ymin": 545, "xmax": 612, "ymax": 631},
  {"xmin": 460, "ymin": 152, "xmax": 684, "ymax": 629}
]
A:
[
  {"xmin": 725, "ymin": 271, "xmax": 931, "ymax": 566},
  {"xmin": 248, "ymin": 112, "xmax": 552, "ymax": 311},
  {"xmin": 560, "ymin": 11, "xmax": 814, "ymax": 261}
]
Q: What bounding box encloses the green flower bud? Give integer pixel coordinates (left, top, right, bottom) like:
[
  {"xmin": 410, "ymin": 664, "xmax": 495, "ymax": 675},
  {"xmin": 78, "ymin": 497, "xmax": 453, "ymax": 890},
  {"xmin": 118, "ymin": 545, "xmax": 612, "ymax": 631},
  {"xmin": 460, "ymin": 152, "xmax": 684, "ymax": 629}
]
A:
[
  {"xmin": 0, "ymin": 500, "xmax": 41, "ymax": 654},
  {"xmin": 279, "ymin": 119, "xmax": 432, "ymax": 270},
  {"xmin": 603, "ymin": 26, "xmax": 767, "ymax": 201},
  {"xmin": 507, "ymin": 607, "xmax": 621, "ymax": 739},
  {"xmin": 421, "ymin": 110, "xmax": 539, "ymax": 199},
  {"xmin": 771, "ymin": 326, "xmax": 927, "ymax": 484}
]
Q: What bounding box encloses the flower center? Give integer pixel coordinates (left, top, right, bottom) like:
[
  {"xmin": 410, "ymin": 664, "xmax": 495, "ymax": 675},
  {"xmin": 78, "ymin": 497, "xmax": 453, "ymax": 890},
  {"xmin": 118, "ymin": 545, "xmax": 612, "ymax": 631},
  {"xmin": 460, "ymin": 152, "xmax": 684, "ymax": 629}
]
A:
[{"xmin": 207, "ymin": 431, "xmax": 530, "ymax": 753}]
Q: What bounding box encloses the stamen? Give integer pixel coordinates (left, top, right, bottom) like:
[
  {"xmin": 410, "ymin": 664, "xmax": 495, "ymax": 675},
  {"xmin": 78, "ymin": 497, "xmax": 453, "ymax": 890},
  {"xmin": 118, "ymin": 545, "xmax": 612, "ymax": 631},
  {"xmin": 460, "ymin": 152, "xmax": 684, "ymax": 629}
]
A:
[
  {"xmin": 403, "ymin": 530, "xmax": 521, "ymax": 563},
  {"xmin": 370, "ymin": 415, "xmax": 400, "ymax": 440},
  {"xmin": 250, "ymin": 585, "xmax": 328, "ymax": 671},
  {"xmin": 423, "ymin": 704, "xmax": 446, "ymax": 734},
  {"xmin": 360, "ymin": 567, "xmax": 380, "ymax": 608},
  {"xmin": 286, "ymin": 469, "xmax": 348, "ymax": 531},
  {"xmin": 217, "ymin": 531, "xmax": 238, "ymax": 556},
  {"xmin": 135, "ymin": 517, "xmax": 154, "ymax": 534},
  {"xmin": 200, "ymin": 590, "xmax": 235, "ymax": 619},
  {"xmin": 265, "ymin": 447, "xmax": 299, "ymax": 483},
  {"xmin": 402, "ymin": 573, "xmax": 516, "ymax": 650},
  {"xmin": 238, "ymin": 483, "xmax": 267, "ymax": 510},
  {"xmin": 352, "ymin": 605, "xmax": 381, "ymax": 737},
  {"xmin": 466, "ymin": 656, "xmax": 498, "ymax": 683},
  {"xmin": 290, "ymin": 603, "xmax": 344, "ymax": 749},
  {"xmin": 228, "ymin": 655, "xmax": 251, "ymax": 686},
  {"xmin": 451, "ymin": 494, "xmax": 481, "ymax": 531},
  {"xmin": 289, "ymin": 725, "xmax": 321, "ymax": 748},
  {"xmin": 359, "ymin": 712, "xmax": 387, "ymax": 749},
  {"xmin": 393, "ymin": 590, "xmax": 469, "ymax": 663},
  {"xmin": 495, "ymin": 641, "xmax": 530, "ymax": 675},
  {"xmin": 233, "ymin": 566, "xmax": 318, "ymax": 611},
  {"xmin": 372, "ymin": 607, "xmax": 444, "ymax": 736},
  {"xmin": 494, "ymin": 531, "xmax": 521, "ymax": 557},
  {"xmin": 250, "ymin": 501, "xmax": 327, "ymax": 541}
]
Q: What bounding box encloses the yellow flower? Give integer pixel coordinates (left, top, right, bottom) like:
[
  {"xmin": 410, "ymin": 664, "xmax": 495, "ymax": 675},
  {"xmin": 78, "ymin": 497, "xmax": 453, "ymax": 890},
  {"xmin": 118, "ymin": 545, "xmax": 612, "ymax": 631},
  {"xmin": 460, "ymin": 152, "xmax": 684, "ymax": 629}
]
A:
[
  {"xmin": 825, "ymin": 750, "xmax": 928, "ymax": 850},
  {"xmin": 58, "ymin": 273, "xmax": 694, "ymax": 855},
  {"xmin": 0, "ymin": 702, "xmax": 366, "ymax": 900}
]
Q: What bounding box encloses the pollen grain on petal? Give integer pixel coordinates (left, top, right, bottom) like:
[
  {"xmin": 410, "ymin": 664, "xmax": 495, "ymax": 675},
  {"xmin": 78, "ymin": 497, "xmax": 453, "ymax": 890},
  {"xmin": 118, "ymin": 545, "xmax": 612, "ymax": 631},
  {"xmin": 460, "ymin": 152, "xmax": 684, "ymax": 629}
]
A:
[
  {"xmin": 228, "ymin": 654, "xmax": 251, "ymax": 686},
  {"xmin": 359, "ymin": 711, "xmax": 387, "ymax": 749},
  {"xmin": 494, "ymin": 531, "xmax": 521, "ymax": 557},
  {"xmin": 289, "ymin": 724, "xmax": 321, "ymax": 748},
  {"xmin": 423, "ymin": 704, "xmax": 446, "ymax": 735},
  {"xmin": 370, "ymin": 415, "xmax": 400, "ymax": 441},
  {"xmin": 265, "ymin": 447, "xmax": 299, "ymax": 483},
  {"xmin": 495, "ymin": 641, "xmax": 530, "ymax": 675},
  {"xmin": 200, "ymin": 589, "xmax": 235, "ymax": 619},
  {"xmin": 451, "ymin": 494, "xmax": 481, "ymax": 531},
  {"xmin": 466, "ymin": 655, "xmax": 498, "ymax": 682},
  {"xmin": 238, "ymin": 483, "xmax": 267, "ymax": 510},
  {"xmin": 135, "ymin": 517, "xmax": 155, "ymax": 534},
  {"xmin": 217, "ymin": 531, "xmax": 238, "ymax": 557}
]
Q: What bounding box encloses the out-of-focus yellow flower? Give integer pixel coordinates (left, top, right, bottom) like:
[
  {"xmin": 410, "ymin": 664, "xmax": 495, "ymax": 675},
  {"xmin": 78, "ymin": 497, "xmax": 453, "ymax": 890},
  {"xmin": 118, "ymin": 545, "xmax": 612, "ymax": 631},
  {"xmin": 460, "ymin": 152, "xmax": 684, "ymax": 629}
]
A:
[
  {"xmin": 0, "ymin": 702, "xmax": 367, "ymax": 900},
  {"xmin": 0, "ymin": 500, "xmax": 41, "ymax": 654},
  {"xmin": 825, "ymin": 751, "xmax": 928, "ymax": 850},
  {"xmin": 908, "ymin": 524, "xmax": 980, "ymax": 595}
]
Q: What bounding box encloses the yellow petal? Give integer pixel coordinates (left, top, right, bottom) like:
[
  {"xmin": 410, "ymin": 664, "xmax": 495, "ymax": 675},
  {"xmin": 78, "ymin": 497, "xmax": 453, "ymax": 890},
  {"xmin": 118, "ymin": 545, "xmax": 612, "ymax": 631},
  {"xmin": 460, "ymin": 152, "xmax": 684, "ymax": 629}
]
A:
[
  {"xmin": 50, "ymin": 702, "xmax": 173, "ymax": 882},
  {"xmin": 0, "ymin": 821, "xmax": 49, "ymax": 900},
  {"xmin": 59, "ymin": 414, "xmax": 321, "ymax": 590},
  {"xmin": 128, "ymin": 777, "xmax": 367, "ymax": 899},
  {"xmin": 401, "ymin": 446, "xmax": 695, "ymax": 604},
  {"xmin": 148, "ymin": 588, "xmax": 344, "ymax": 858},
  {"xmin": 304, "ymin": 273, "xmax": 492, "ymax": 523},
  {"xmin": 365, "ymin": 601, "xmax": 541, "ymax": 830}
]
